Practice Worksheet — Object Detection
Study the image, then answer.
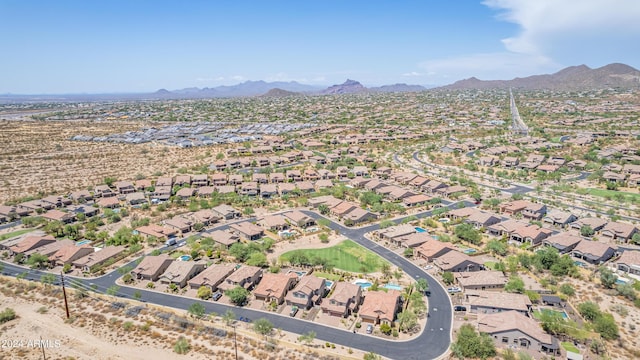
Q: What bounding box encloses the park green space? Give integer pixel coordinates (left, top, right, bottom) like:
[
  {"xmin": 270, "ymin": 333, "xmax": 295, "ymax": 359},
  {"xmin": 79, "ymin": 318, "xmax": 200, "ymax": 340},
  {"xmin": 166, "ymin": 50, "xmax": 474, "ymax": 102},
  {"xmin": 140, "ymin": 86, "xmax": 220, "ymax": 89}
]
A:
[
  {"xmin": 280, "ymin": 240, "xmax": 388, "ymax": 273},
  {"xmin": 583, "ymin": 188, "xmax": 640, "ymax": 202},
  {"xmin": 0, "ymin": 228, "xmax": 36, "ymax": 241}
]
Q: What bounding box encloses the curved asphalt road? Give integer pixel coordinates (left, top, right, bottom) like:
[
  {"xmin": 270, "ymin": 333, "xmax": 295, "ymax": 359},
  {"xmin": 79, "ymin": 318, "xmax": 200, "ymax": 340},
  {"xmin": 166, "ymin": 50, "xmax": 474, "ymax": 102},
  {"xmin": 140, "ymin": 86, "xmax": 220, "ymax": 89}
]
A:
[{"xmin": 0, "ymin": 206, "xmax": 457, "ymax": 360}]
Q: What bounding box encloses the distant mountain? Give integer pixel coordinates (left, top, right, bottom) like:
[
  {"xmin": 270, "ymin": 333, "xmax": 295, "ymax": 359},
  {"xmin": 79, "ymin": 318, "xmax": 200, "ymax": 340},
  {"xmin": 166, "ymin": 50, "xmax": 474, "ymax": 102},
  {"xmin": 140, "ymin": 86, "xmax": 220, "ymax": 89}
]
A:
[
  {"xmin": 369, "ymin": 83, "xmax": 427, "ymax": 93},
  {"xmin": 321, "ymin": 79, "xmax": 367, "ymax": 94},
  {"xmin": 440, "ymin": 63, "xmax": 640, "ymax": 90},
  {"xmin": 259, "ymin": 88, "xmax": 301, "ymax": 98},
  {"xmin": 156, "ymin": 81, "xmax": 321, "ymax": 99}
]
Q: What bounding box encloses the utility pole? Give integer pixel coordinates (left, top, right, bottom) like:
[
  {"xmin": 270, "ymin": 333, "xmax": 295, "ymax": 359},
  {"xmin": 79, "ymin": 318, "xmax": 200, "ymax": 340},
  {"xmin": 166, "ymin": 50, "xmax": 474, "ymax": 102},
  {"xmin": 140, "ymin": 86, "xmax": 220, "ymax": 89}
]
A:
[
  {"xmin": 40, "ymin": 336, "xmax": 46, "ymax": 360},
  {"xmin": 233, "ymin": 324, "xmax": 238, "ymax": 360},
  {"xmin": 60, "ymin": 272, "xmax": 70, "ymax": 319}
]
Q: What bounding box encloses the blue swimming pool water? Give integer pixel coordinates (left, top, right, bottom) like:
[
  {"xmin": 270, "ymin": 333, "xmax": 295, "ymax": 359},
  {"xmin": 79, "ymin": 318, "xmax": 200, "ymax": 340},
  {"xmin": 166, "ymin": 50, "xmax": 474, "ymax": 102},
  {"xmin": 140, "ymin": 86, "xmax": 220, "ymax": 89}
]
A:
[
  {"xmin": 325, "ymin": 280, "xmax": 334, "ymax": 289},
  {"xmin": 463, "ymin": 248, "xmax": 477, "ymax": 254},
  {"xmin": 415, "ymin": 227, "xmax": 427, "ymax": 233},
  {"xmin": 541, "ymin": 308, "xmax": 568, "ymax": 319},
  {"xmin": 354, "ymin": 280, "xmax": 373, "ymax": 289},
  {"xmin": 384, "ymin": 283, "xmax": 403, "ymax": 291},
  {"xmin": 76, "ymin": 240, "xmax": 91, "ymax": 246},
  {"xmin": 616, "ymin": 278, "xmax": 628, "ymax": 285},
  {"xmin": 180, "ymin": 255, "xmax": 192, "ymax": 261}
]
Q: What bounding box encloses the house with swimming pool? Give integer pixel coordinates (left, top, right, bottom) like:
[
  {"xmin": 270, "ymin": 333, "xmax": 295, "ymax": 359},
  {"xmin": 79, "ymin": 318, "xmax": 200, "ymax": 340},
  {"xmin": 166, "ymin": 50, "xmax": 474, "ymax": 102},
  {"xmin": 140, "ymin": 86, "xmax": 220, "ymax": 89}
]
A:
[
  {"xmin": 359, "ymin": 289, "xmax": 401, "ymax": 325},
  {"xmin": 321, "ymin": 282, "xmax": 362, "ymax": 318}
]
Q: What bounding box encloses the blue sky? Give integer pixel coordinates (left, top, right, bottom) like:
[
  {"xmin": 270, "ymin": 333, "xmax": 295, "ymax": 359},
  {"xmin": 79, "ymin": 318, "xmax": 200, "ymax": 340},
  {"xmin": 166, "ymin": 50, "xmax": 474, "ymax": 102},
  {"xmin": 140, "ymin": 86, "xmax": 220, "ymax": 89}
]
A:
[{"xmin": 1, "ymin": 0, "xmax": 639, "ymax": 93}]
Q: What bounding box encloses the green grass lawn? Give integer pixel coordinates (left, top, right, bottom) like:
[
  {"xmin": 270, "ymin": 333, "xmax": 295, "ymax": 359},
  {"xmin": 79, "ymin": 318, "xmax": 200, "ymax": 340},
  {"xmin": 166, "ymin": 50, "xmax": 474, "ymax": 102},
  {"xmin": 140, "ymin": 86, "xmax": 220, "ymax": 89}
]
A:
[
  {"xmin": 483, "ymin": 261, "xmax": 498, "ymax": 270},
  {"xmin": 280, "ymin": 240, "xmax": 387, "ymax": 273},
  {"xmin": 562, "ymin": 342, "xmax": 580, "ymax": 354},
  {"xmin": 584, "ymin": 188, "xmax": 640, "ymax": 202},
  {"xmin": 0, "ymin": 228, "xmax": 36, "ymax": 241},
  {"xmin": 311, "ymin": 271, "xmax": 341, "ymax": 281}
]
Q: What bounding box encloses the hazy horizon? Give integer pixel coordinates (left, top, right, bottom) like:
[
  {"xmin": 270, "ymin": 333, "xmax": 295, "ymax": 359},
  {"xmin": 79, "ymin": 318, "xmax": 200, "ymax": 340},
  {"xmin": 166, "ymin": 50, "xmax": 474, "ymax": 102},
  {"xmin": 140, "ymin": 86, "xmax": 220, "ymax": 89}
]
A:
[{"xmin": 1, "ymin": 0, "xmax": 639, "ymax": 94}]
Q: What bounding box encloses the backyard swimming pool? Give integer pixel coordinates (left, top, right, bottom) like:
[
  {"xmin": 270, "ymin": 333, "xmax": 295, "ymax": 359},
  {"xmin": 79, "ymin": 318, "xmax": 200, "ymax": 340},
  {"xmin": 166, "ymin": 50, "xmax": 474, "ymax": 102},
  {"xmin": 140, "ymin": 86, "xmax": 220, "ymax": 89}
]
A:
[
  {"xmin": 353, "ymin": 279, "xmax": 373, "ymax": 289},
  {"xmin": 76, "ymin": 240, "xmax": 91, "ymax": 246},
  {"xmin": 383, "ymin": 283, "xmax": 403, "ymax": 291},
  {"xmin": 180, "ymin": 255, "xmax": 192, "ymax": 261},
  {"xmin": 415, "ymin": 227, "xmax": 427, "ymax": 233}
]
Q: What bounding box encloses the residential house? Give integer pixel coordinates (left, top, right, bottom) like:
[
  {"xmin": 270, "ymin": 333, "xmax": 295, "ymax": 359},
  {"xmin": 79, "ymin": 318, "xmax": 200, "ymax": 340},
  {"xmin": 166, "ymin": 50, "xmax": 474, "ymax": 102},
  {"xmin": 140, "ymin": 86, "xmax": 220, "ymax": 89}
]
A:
[
  {"xmin": 403, "ymin": 194, "xmax": 432, "ymax": 207},
  {"xmin": 478, "ymin": 311, "xmax": 560, "ymax": 356},
  {"xmin": 343, "ymin": 207, "xmax": 378, "ymax": 225},
  {"xmin": 317, "ymin": 169, "xmax": 336, "ymax": 180},
  {"xmin": 205, "ymin": 230, "xmax": 240, "ymax": 248},
  {"xmin": 603, "ymin": 171, "xmax": 626, "ymax": 184},
  {"xmin": 359, "ymin": 290, "xmax": 401, "ymax": 325},
  {"xmin": 94, "ymin": 185, "xmax": 115, "ymax": 198},
  {"xmin": 421, "ymin": 180, "xmax": 447, "ymax": 194},
  {"xmin": 8, "ymin": 235, "xmax": 56, "ymax": 256},
  {"xmin": 278, "ymin": 182, "xmax": 296, "ymax": 196},
  {"xmin": 571, "ymin": 240, "xmax": 617, "ymax": 265},
  {"xmin": 259, "ymin": 183, "xmax": 278, "ymax": 199},
  {"xmin": 156, "ymin": 177, "xmax": 173, "ymax": 187},
  {"xmin": 164, "ymin": 217, "xmax": 193, "ymax": 233},
  {"xmin": 330, "ymin": 202, "xmax": 358, "ymax": 218},
  {"xmin": 190, "ymin": 209, "xmax": 220, "ymax": 226},
  {"xmin": 228, "ymin": 174, "xmax": 243, "ymax": 186},
  {"xmin": 498, "ymin": 200, "xmax": 531, "ymax": 216},
  {"xmin": 433, "ymin": 251, "xmax": 483, "ymax": 272},
  {"xmin": 252, "ymin": 173, "xmax": 268, "ymax": 184},
  {"xmin": 239, "ymin": 182, "xmax": 259, "ymax": 196},
  {"xmin": 487, "ymin": 219, "xmax": 529, "ymax": 237},
  {"xmin": 570, "ymin": 217, "xmax": 608, "ymax": 233},
  {"xmin": 446, "ymin": 207, "xmax": 476, "ymax": 220},
  {"xmin": 501, "ymin": 157, "xmax": 520, "ymax": 168},
  {"xmin": 542, "ymin": 210, "xmax": 578, "ymax": 228},
  {"xmin": 254, "ymin": 272, "xmax": 298, "ymax": 304},
  {"xmin": 175, "ymin": 188, "xmax": 195, "ymax": 200},
  {"xmin": 465, "ymin": 211, "xmax": 502, "ymax": 230},
  {"xmin": 521, "ymin": 202, "xmax": 547, "ymax": 220},
  {"xmin": 68, "ymin": 190, "xmax": 93, "ymax": 202},
  {"xmin": 72, "ymin": 245, "xmax": 126, "ymax": 272},
  {"xmin": 23, "ymin": 239, "xmax": 74, "ymax": 259},
  {"xmin": 174, "ymin": 175, "xmax": 191, "ymax": 187},
  {"xmin": 375, "ymin": 224, "xmax": 416, "ymax": 242},
  {"xmin": 320, "ymin": 282, "xmax": 362, "ymax": 317},
  {"xmin": 613, "ymin": 250, "xmax": 640, "ymax": 277},
  {"xmin": 467, "ymin": 290, "xmax": 532, "ymax": 315},
  {"xmin": 49, "ymin": 245, "xmax": 95, "ymax": 267},
  {"xmin": 283, "ymin": 210, "xmax": 316, "ymax": 229},
  {"xmin": 229, "ymin": 221, "xmax": 264, "ymax": 241},
  {"xmin": 96, "ymin": 197, "xmax": 120, "ymax": 209},
  {"xmin": 435, "ymin": 185, "xmax": 467, "ymax": 198},
  {"xmin": 187, "ymin": 263, "xmax": 236, "ymax": 291},
  {"xmin": 600, "ymin": 221, "xmax": 638, "ymax": 242},
  {"xmin": 211, "ymin": 173, "xmax": 228, "ymax": 186},
  {"xmin": 350, "ymin": 177, "xmax": 370, "ymax": 188},
  {"xmin": 270, "ymin": 172, "xmax": 285, "ymax": 183},
  {"xmin": 114, "ymin": 181, "xmax": 135, "ymax": 194},
  {"xmin": 131, "ymin": 254, "xmax": 174, "ymax": 281},
  {"xmin": 509, "ymin": 224, "xmax": 553, "ymax": 246},
  {"xmin": 258, "ymin": 215, "xmax": 289, "ymax": 231},
  {"xmin": 42, "ymin": 209, "xmax": 76, "ymax": 224},
  {"xmin": 67, "ymin": 204, "xmax": 99, "ymax": 218},
  {"xmin": 159, "ymin": 261, "xmax": 206, "ymax": 288},
  {"xmin": 212, "ymin": 204, "xmax": 241, "ymax": 220},
  {"xmin": 542, "ymin": 232, "xmax": 583, "ymax": 254},
  {"xmin": 135, "ymin": 224, "xmax": 178, "ymax": 241},
  {"xmin": 408, "ymin": 176, "xmax": 430, "ymax": 188},
  {"xmin": 126, "ymin": 192, "xmax": 148, "ymax": 206},
  {"xmin": 285, "ymin": 276, "xmax": 327, "ymax": 309},
  {"xmin": 314, "ymin": 179, "xmax": 333, "ymax": 190},
  {"xmin": 217, "ymin": 265, "xmax": 263, "ymax": 291},
  {"xmin": 191, "ymin": 174, "xmax": 209, "ymax": 187},
  {"xmin": 454, "ymin": 270, "xmax": 508, "ymax": 291},
  {"xmin": 393, "ymin": 233, "xmax": 432, "ymax": 249},
  {"xmin": 414, "ymin": 240, "xmax": 457, "ymax": 262}
]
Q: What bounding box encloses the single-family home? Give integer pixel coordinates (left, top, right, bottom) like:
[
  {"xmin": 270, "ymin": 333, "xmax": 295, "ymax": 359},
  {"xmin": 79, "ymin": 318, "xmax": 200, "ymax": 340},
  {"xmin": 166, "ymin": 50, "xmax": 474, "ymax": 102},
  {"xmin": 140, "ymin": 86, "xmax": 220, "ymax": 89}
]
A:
[
  {"xmin": 478, "ymin": 311, "xmax": 560, "ymax": 356},
  {"xmin": 205, "ymin": 230, "xmax": 240, "ymax": 248},
  {"xmin": 542, "ymin": 232, "xmax": 583, "ymax": 254},
  {"xmin": 229, "ymin": 222, "xmax": 264, "ymax": 241},
  {"xmin": 187, "ymin": 263, "xmax": 236, "ymax": 291},
  {"xmin": 164, "ymin": 217, "xmax": 193, "ymax": 233},
  {"xmin": 285, "ymin": 276, "xmax": 327, "ymax": 310},
  {"xmin": 542, "ymin": 210, "xmax": 578, "ymax": 228},
  {"xmin": 41, "ymin": 209, "xmax": 76, "ymax": 224},
  {"xmin": 320, "ymin": 282, "xmax": 363, "ymax": 317},
  {"xmin": 454, "ymin": 270, "xmax": 508, "ymax": 291},
  {"xmin": 359, "ymin": 290, "xmax": 401, "ymax": 325},
  {"xmin": 72, "ymin": 245, "xmax": 126, "ymax": 273},
  {"xmin": 217, "ymin": 265, "xmax": 263, "ymax": 291},
  {"xmin": 613, "ymin": 250, "xmax": 640, "ymax": 277},
  {"xmin": 600, "ymin": 221, "xmax": 638, "ymax": 242},
  {"xmin": 467, "ymin": 290, "xmax": 532, "ymax": 315},
  {"xmin": 259, "ymin": 215, "xmax": 289, "ymax": 231},
  {"xmin": 8, "ymin": 235, "xmax": 56, "ymax": 256},
  {"xmin": 509, "ymin": 225, "xmax": 553, "ymax": 246},
  {"xmin": 212, "ymin": 204, "xmax": 241, "ymax": 220},
  {"xmin": 49, "ymin": 244, "xmax": 95, "ymax": 267},
  {"xmin": 571, "ymin": 240, "xmax": 617, "ymax": 265},
  {"xmin": 570, "ymin": 217, "xmax": 608, "ymax": 233},
  {"xmin": 159, "ymin": 261, "xmax": 207, "ymax": 288},
  {"xmin": 131, "ymin": 254, "xmax": 174, "ymax": 281},
  {"xmin": 414, "ymin": 240, "xmax": 457, "ymax": 262},
  {"xmin": 283, "ymin": 211, "xmax": 316, "ymax": 229},
  {"xmin": 433, "ymin": 251, "xmax": 483, "ymax": 272},
  {"xmin": 254, "ymin": 272, "xmax": 298, "ymax": 305}
]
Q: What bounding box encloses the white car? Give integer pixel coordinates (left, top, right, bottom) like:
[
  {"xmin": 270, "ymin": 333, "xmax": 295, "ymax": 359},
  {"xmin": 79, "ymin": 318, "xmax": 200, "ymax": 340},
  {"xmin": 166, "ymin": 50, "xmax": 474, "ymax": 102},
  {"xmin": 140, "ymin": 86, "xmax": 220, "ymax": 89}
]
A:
[
  {"xmin": 447, "ymin": 287, "xmax": 462, "ymax": 293},
  {"xmin": 423, "ymin": 265, "xmax": 433, "ymax": 270}
]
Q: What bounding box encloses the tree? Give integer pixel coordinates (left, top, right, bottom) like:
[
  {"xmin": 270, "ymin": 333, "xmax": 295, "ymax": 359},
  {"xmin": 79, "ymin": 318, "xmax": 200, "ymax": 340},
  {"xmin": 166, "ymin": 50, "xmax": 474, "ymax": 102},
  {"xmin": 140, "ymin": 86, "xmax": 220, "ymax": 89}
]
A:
[
  {"xmin": 27, "ymin": 253, "xmax": 49, "ymax": 269},
  {"xmin": 298, "ymin": 330, "xmax": 316, "ymax": 345},
  {"xmin": 229, "ymin": 243, "xmax": 249, "ymax": 262},
  {"xmin": 577, "ymin": 301, "xmax": 601, "ymax": 321},
  {"xmin": 379, "ymin": 219, "xmax": 395, "ymax": 229},
  {"xmin": 594, "ymin": 313, "xmax": 619, "ymax": 340},
  {"xmin": 416, "ymin": 278, "xmax": 429, "ymax": 293},
  {"xmin": 188, "ymin": 302, "xmax": 206, "ymax": 319},
  {"xmin": 197, "ymin": 286, "xmax": 212, "ymax": 300},
  {"xmin": 442, "ymin": 271, "xmax": 454, "ymax": 285},
  {"xmin": 454, "ymin": 223, "xmax": 482, "ymax": 245},
  {"xmin": 451, "ymin": 323, "xmax": 496, "ymax": 360},
  {"xmin": 226, "ymin": 286, "xmax": 250, "ymax": 306},
  {"xmin": 363, "ymin": 353, "xmax": 382, "ymax": 360},
  {"xmin": 580, "ymin": 225, "xmax": 595, "ymax": 237},
  {"xmin": 253, "ymin": 318, "xmax": 274, "ymax": 337},
  {"xmin": 223, "ymin": 309, "xmax": 235, "ymax": 326},
  {"xmin": 599, "ymin": 267, "xmax": 617, "ymax": 289},
  {"xmin": 379, "ymin": 323, "xmax": 392, "ymax": 335},
  {"xmin": 62, "ymin": 263, "xmax": 72, "ymax": 273},
  {"xmin": 40, "ymin": 273, "xmax": 56, "ymax": 286},
  {"xmin": 0, "ymin": 308, "xmax": 16, "ymax": 324},
  {"xmin": 485, "ymin": 239, "xmax": 507, "ymax": 257},
  {"xmin": 318, "ymin": 204, "xmax": 330, "ymax": 215},
  {"xmin": 381, "ymin": 262, "xmax": 392, "ymax": 278},
  {"xmin": 246, "ymin": 252, "xmax": 268, "ymax": 267},
  {"xmin": 559, "ymin": 283, "xmax": 575, "ymax": 297},
  {"xmin": 106, "ymin": 285, "xmax": 120, "ymax": 296},
  {"xmin": 397, "ymin": 310, "xmax": 418, "ymax": 332},
  {"xmin": 173, "ymin": 336, "xmax": 190, "ymax": 354},
  {"xmin": 504, "ymin": 276, "xmax": 525, "ymax": 294}
]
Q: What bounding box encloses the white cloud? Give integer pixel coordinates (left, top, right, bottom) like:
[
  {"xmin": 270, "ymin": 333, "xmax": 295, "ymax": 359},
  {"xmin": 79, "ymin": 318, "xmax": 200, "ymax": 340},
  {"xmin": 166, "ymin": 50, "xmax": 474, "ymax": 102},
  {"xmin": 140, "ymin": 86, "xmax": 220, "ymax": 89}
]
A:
[
  {"xmin": 402, "ymin": 71, "xmax": 423, "ymax": 77},
  {"xmin": 484, "ymin": 0, "xmax": 640, "ymax": 55},
  {"xmin": 418, "ymin": 0, "xmax": 640, "ymax": 82}
]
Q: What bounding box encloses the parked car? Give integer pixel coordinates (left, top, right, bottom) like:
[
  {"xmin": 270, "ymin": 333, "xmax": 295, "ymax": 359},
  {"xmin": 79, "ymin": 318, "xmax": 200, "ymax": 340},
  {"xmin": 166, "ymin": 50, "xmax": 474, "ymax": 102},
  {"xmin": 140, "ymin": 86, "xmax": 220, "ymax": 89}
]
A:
[
  {"xmin": 239, "ymin": 316, "xmax": 251, "ymax": 323},
  {"xmin": 423, "ymin": 265, "xmax": 433, "ymax": 270},
  {"xmin": 424, "ymin": 290, "xmax": 431, "ymax": 297},
  {"xmin": 289, "ymin": 306, "xmax": 298, "ymax": 317},
  {"xmin": 212, "ymin": 292, "xmax": 222, "ymax": 301},
  {"xmin": 366, "ymin": 324, "xmax": 373, "ymax": 334},
  {"xmin": 454, "ymin": 305, "xmax": 467, "ymax": 311},
  {"xmin": 447, "ymin": 287, "xmax": 462, "ymax": 293}
]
